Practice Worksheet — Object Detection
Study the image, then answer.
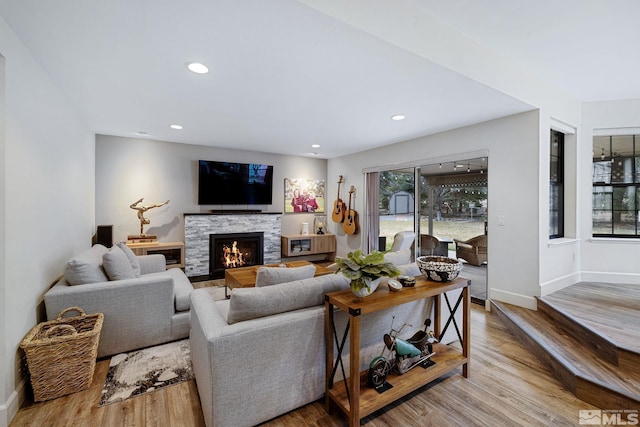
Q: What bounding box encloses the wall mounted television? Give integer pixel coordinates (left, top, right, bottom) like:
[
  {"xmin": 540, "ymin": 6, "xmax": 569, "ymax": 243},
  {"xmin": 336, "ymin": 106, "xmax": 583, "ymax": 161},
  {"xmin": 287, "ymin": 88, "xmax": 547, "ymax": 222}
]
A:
[{"xmin": 198, "ymin": 160, "xmax": 274, "ymax": 205}]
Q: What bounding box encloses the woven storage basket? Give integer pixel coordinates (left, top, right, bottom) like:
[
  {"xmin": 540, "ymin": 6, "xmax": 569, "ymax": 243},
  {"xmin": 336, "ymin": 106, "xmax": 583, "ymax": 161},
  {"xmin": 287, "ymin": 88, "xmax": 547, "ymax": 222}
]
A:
[{"xmin": 20, "ymin": 307, "xmax": 103, "ymax": 402}]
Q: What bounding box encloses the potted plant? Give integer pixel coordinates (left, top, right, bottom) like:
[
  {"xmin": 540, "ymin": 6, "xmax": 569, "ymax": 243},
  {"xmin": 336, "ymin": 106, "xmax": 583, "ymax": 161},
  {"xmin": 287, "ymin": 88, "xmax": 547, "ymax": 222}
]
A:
[{"xmin": 334, "ymin": 249, "xmax": 401, "ymax": 297}]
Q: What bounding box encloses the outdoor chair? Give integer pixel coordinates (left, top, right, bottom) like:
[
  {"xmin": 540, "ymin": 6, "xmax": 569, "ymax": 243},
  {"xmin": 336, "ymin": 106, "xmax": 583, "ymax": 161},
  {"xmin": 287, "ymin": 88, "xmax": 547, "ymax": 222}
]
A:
[
  {"xmin": 454, "ymin": 234, "xmax": 487, "ymax": 266},
  {"xmin": 420, "ymin": 234, "xmax": 439, "ymax": 256},
  {"xmin": 389, "ymin": 231, "xmax": 415, "ymax": 252}
]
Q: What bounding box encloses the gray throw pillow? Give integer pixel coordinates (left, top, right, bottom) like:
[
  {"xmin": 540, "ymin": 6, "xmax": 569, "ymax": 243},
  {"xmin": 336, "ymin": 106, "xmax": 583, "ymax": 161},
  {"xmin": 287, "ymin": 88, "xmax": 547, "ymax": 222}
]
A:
[
  {"xmin": 255, "ymin": 264, "xmax": 316, "ymax": 287},
  {"xmin": 103, "ymin": 245, "xmax": 135, "ymax": 280},
  {"xmin": 227, "ymin": 274, "xmax": 350, "ymax": 324},
  {"xmin": 63, "ymin": 244, "xmax": 109, "ymax": 285},
  {"xmin": 117, "ymin": 242, "xmax": 141, "ymax": 277}
]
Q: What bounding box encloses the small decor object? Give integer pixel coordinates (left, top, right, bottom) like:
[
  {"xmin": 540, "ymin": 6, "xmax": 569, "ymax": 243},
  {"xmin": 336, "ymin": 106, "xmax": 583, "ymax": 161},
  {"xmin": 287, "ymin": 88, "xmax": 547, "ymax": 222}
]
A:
[
  {"xmin": 342, "ymin": 186, "xmax": 359, "ymax": 235},
  {"xmin": 301, "ymin": 222, "xmax": 310, "ymax": 235},
  {"xmin": 20, "ymin": 307, "xmax": 103, "ymax": 402},
  {"xmin": 388, "ymin": 279, "xmax": 402, "ymax": 292},
  {"xmin": 397, "ymin": 276, "xmax": 416, "ymax": 287},
  {"xmin": 416, "ymin": 256, "xmax": 463, "ymax": 282},
  {"xmin": 334, "ymin": 249, "xmax": 400, "ymax": 297},
  {"xmin": 331, "ymin": 175, "xmax": 346, "ymax": 223},
  {"xmin": 314, "ymin": 215, "xmax": 327, "ymax": 234},
  {"xmin": 129, "ymin": 197, "xmax": 170, "ymax": 237},
  {"xmin": 284, "ymin": 178, "xmax": 326, "ymax": 213},
  {"xmin": 367, "ymin": 317, "xmax": 437, "ymax": 391}
]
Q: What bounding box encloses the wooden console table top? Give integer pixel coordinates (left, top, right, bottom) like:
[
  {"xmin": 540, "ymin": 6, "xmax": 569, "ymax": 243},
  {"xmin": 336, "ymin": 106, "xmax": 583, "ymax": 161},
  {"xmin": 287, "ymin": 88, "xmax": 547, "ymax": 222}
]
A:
[{"xmin": 225, "ymin": 260, "xmax": 333, "ymax": 290}]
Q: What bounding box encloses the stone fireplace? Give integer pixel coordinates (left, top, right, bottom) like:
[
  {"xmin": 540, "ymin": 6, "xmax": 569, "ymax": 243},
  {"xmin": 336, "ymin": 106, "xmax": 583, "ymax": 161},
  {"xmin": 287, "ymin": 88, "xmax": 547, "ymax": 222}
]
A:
[
  {"xmin": 209, "ymin": 232, "xmax": 264, "ymax": 278},
  {"xmin": 184, "ymin": 213, "xmax": 281, "ymax": 279}
]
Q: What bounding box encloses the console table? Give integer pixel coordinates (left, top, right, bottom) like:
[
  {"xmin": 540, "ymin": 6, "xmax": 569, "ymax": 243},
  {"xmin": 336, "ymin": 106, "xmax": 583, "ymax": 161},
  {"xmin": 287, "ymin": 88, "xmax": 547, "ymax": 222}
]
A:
[
  {"xmin": 126, "ymin": 241, "xmax": 185, "ymax": 269},
  {"xmin": 324, "ymin": 276, "xmax": 470, "ymax": 427},
  {"xmin": 281, "ymin": 234, "xmax": 336, "ymax": 258}
]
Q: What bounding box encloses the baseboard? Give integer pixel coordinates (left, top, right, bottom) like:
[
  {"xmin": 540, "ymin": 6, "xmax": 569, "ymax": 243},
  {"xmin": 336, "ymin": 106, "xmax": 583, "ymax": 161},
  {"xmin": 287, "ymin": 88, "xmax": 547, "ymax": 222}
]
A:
[
  {"xmin": 581, "ymin": 271, "xmax": 640, "ymax": 285},
  {"xmin": 539, "ymin": 272, "xmax": 582, "ymax": 297},
  {"xmin": 489, "ymin": 288, "xmax": 537, "ymax": 310},
  {"xmin": 0, "ymin": 380, "xmax": 25, "ymax": 427}
]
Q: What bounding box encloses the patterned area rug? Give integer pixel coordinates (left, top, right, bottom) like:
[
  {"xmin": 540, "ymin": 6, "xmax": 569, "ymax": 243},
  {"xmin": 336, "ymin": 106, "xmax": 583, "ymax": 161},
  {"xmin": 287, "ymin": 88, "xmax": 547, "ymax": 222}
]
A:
[{"xmin": 99, "ymin": 339, "xmax": 193, "ymax": 406}]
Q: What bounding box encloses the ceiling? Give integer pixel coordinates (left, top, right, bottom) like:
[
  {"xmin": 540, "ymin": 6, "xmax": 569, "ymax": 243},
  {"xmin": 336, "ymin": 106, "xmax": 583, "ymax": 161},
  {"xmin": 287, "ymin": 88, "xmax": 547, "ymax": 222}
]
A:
[{"xmin": 1, "ymin": 0, "xmax": 638, "ymax": 159}]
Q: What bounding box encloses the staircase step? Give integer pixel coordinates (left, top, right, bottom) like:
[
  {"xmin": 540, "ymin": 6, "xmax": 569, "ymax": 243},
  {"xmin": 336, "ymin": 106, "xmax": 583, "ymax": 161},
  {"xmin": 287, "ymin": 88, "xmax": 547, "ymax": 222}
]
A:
[
  {"xmin": 537, "ymin": 297, "xmax": 640, "ymax": 371},
  {"xmin": 491, "ymin": 300, "xmax": 640, "ymax": 410},
  {"xmin": 538, "ymin": 282, "xmax": 640, "ymax": 372}
]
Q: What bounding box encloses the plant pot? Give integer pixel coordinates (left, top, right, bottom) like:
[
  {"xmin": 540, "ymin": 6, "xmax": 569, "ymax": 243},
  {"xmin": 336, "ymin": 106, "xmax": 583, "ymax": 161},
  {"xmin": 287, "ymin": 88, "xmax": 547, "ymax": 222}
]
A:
[{"xmin": 351, "ymin": 278, "xmax": 381, "ymax": 298}]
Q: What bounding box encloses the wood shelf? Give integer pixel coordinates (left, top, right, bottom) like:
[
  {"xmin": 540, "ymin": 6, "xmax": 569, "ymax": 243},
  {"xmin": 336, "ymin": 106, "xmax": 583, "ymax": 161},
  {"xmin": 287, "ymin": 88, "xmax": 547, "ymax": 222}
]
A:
[
  {"xmin": 281, "ymin": 234, "xmax": 336, "ymax": 258},
  {"xmin": 324, "ymin": 276, "xmax": 470, "ymax": 427},
  {"xmin": 125, "ymin": 241, "xmax": 185, "ymax": 269}
]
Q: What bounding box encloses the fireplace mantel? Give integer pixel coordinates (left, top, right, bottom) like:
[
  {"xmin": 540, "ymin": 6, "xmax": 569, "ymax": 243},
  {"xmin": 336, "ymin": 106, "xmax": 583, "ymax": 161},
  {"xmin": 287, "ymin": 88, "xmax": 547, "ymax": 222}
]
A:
[{"xmin": 184, "ymin": 213, "xmax": 281, "ymax": 279}]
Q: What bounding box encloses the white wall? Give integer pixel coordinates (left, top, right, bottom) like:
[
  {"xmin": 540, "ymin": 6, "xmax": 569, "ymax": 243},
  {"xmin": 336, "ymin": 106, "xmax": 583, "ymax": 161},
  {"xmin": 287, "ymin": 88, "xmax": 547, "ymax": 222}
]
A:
[
  {"xmin": 580, "ymin": 99, "xmax": 640, "ymax": 284},
  {"xmin": 328, "ymin": 110, "xmax": 544, "ymax": 308},
  {"xmin": 0, "ymin": 17, "xmax": 94, "ymax": 427},
  {"xmin": 95, "ymin": 135, "xmax": 327, "ymax": 244}
]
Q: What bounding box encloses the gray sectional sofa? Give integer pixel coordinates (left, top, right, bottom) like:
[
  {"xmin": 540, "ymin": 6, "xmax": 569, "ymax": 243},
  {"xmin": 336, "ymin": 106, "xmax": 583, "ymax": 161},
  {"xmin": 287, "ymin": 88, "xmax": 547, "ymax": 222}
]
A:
[
  {"xmin": 44, "ymin": 243, "xmax": 194, "ymax": 358},
  {"xmin": 189, "ymin": 261, "xmax": 432, "ymax": 427}
]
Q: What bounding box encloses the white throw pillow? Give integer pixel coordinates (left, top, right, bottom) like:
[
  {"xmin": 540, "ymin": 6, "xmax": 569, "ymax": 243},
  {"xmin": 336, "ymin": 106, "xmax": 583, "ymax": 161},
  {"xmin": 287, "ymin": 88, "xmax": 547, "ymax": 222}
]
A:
[
  {"xmin": 63, "ymin": 244, "xmax": 109, "ymax": 285},
  {"xmin": 255, "ymin": 264, "xmax": 316, "ymax": 287},
  {"xmin": 384, "ymin": 248, "xmax": 411, "ymax": 266},
  {"xmin": 103, "ymin": 245, "xmax": 135, "ymax": 280},
  {"xmin": 117, "ymin": 242, "xmax": 141, "ymax": 277}
]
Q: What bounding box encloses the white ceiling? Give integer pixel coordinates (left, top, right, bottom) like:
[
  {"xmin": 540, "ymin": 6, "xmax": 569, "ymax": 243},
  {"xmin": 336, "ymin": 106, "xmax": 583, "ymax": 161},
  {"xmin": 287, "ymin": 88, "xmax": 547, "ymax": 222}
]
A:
[{"xmin": 1, "ymin": 0, "xmax": 638, "ymax": 158}]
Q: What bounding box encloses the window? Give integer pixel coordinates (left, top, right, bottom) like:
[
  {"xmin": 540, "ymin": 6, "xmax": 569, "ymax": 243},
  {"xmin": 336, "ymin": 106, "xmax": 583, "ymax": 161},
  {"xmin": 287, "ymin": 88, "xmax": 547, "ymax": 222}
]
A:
[
  {"xmin": 550, "ymin": 130, "xmax": 564, "ymax": 238},
  {"xmin": 592, "ymin": 135, "xmax": 639, "ymax": 237}
]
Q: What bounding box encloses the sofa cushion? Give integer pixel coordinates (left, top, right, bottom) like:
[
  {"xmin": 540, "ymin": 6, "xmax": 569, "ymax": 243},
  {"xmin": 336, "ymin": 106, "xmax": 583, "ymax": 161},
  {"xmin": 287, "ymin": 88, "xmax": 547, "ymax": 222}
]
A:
[
  {"xmin": 146, "ymin": 268, "xmax": 194, "ymax": 312},
  {"xmin": 255, "ymin": 264, "xmax": 316, "ymax": 287},
  {"xmin": 227, "ymin": 274, "xmax": 350, "ymax": 324},
  {"xmin": 398, "ymin": 262, "xmax": 421, "ymax": 277},
  {"xmin": 384, "ymin": 248, "xmax": 411, "ymax": 266},
  {"xmin": 103, "ymin": 245, "xmax": 136, "ymax": 280},
  {"xmin": 63, "ymin": 244, "xmax": 109, "ymax": 285},
  {"xmin": 117, "ymin": 242, "xmax": 141, "ymax": 277}
]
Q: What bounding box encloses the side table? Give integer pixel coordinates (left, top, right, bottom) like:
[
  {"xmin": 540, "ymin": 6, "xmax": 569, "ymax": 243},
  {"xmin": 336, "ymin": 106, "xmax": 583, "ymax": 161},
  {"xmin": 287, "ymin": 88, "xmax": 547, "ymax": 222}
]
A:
[{"xmin": 324, "ymin": 276, "xmax": 470, "ymax": 427}]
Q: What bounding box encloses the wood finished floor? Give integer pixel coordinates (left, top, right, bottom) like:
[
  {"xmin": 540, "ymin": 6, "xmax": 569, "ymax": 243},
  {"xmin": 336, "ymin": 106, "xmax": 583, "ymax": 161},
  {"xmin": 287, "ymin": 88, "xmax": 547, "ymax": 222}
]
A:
[
  {"xmin": 540, "ymin": 281, "xmax": 640, "ymax": 353},
  {"xmin": 11, "ymin": 305, "xmax": 598, "ymax": 427}
]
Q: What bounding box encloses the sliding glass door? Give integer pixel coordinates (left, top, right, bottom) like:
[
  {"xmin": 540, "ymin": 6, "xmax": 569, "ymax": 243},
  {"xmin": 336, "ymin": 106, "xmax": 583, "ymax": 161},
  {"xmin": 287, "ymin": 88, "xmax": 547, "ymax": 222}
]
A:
[{"xmin": 367, "ymin": 157, "xmax": 488, "ymax": 304}]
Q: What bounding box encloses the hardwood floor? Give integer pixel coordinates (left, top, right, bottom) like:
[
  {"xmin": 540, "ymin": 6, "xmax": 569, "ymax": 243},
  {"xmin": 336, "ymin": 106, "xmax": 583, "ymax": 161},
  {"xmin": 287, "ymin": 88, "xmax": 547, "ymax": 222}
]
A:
[{"xmin": 11, "ymin": 306, "xmax": 597, "ymax": 427}]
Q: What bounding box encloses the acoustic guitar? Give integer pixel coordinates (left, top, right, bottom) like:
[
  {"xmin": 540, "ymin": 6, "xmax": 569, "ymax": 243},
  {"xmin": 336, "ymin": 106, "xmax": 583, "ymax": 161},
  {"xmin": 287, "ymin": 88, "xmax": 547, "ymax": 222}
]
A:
[
  {"xmin": 331, "ymin": 175, "xmax": 346, "ymax": 223},
  {"xmin": 343, "ymin": 186, "xmax": 359, "ymax": 235}
]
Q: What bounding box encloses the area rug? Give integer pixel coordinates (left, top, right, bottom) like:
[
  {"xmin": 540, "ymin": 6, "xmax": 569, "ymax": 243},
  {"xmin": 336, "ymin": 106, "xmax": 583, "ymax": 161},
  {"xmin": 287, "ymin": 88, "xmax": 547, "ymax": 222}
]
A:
[{"xmin": 99, "ymin": 339, "xmax": 193, "ymax": 406}]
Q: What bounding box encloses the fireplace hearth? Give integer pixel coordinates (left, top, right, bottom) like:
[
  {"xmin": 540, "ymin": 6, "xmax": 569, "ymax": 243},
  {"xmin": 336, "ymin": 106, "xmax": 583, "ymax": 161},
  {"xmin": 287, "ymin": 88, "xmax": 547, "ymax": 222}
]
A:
[{"xmin": 209, "ymin": 232, "xmax": 264, "ymax": 278}]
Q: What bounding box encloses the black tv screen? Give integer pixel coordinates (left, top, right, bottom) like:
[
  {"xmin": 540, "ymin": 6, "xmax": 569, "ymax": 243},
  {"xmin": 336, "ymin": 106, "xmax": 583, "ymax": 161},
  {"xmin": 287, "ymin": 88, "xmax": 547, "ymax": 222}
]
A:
[{"xmin": 198, "ymin": 160, "xmax": 273, "ymax": 205}]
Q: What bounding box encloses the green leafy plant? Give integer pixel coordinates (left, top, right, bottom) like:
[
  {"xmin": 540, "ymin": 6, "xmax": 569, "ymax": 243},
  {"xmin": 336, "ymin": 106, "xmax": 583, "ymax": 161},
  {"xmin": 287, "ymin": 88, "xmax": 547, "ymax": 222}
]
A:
[{"xmin": 334, "ymin": 249, "xmax": 401, "ymax": 292}]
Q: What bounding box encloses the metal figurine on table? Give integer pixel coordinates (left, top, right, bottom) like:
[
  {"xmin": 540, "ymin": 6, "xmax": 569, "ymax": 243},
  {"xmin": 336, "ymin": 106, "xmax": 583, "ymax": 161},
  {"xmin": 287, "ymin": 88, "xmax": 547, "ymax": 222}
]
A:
[
  {"xmin": 367, "ymin": 317, "xmax": 438, "ymax": 391},
  {"xmin": 129, "ymin": 198, "xmax": 170, "ymax": 236}
]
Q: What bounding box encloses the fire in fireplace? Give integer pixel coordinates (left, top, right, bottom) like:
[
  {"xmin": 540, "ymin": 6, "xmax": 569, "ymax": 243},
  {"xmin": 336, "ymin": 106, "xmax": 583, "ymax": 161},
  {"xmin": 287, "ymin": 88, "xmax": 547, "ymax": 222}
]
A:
[{"xmin": 209, "ymin": 232, "xmax": 264, "ymax": 278}]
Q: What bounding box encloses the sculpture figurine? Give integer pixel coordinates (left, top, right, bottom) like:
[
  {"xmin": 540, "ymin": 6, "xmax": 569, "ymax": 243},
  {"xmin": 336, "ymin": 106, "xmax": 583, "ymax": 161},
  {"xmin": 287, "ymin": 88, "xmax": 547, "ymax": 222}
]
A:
[
  {"xmin": 367, "ymin": 317, "xmax": 438, "ymax": 390},
  {"xmin": 129, "ymin": 198, "xmax": 170, "ymax": 236}
]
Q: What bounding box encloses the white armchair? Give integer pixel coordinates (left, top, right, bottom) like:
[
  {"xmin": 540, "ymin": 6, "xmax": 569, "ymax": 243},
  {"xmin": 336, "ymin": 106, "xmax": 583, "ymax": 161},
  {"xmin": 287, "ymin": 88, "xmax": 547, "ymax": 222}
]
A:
[{"xmin": 390, "ymin": 231, "xmax": 416, "ymax": 252}]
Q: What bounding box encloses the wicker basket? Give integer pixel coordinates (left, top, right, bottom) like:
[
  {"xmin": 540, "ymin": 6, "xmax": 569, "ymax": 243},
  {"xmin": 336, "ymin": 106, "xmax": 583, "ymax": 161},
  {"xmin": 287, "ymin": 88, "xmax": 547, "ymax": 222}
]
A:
[{"xmin": 20, "ymin": 307, "xmax": 103, "ymax": 402}]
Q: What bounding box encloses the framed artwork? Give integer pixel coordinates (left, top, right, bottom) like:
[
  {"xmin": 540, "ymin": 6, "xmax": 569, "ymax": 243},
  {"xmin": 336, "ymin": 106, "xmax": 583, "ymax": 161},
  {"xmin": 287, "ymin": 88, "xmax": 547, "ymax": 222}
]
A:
[{"xmin": 284, "ymin": 178, "xmax": 326, "ymax": 213}]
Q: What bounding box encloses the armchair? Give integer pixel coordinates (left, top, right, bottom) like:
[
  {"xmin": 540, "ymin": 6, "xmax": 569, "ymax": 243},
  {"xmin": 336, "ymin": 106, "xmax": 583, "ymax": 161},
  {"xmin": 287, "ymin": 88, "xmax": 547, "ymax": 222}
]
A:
[
  {"xmin": 389, "ymin": 231, "xmax": 415, "ymax": 252},
  {"xmin": 419, "ymin": 234, "xmax": 439, "ymax": 256},
  {"xmin": 454, "ymin": 234, "xmax": 487, "ymax": 266}
]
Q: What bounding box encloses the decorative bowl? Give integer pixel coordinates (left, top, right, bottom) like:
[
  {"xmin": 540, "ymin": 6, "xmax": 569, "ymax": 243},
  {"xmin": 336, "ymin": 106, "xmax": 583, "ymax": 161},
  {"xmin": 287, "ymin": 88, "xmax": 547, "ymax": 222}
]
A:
[
  {"xmin": 397, "ymin": 275, "xmax": 415, "ymax": 287},
  {"xmin": 416, "ymin": 256, "xmax": 463, "ymax": 282}
]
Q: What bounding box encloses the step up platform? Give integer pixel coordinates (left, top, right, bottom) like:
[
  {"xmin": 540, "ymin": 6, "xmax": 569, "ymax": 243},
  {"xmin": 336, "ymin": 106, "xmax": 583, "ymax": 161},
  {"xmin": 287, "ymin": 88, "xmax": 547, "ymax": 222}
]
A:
[{"xmin": 492, "ymin": 286, "xmax": 640, "ymax": 411}]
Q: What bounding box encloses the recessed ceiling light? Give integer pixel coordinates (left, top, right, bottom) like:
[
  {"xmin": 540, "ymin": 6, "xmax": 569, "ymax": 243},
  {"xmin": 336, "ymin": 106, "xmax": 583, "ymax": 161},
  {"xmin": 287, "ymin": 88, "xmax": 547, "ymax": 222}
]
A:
[
  {"xmin": 311, "ymin": 144, "xmax": 320, "ymax": 148},
  {"xmin": 391, "ymin": 115, "xmax": 406, "ymax": 121},
  {"xmin": 170, "ymin": 124, "xmax": 183, "ymax": 130},
  {"xmin": 136, "ymin": 131, "xmax": 148, "ymax": 136},
  {"xmin": 187, "ymin": 62, "xmax": 209, "ymax": 74}
]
